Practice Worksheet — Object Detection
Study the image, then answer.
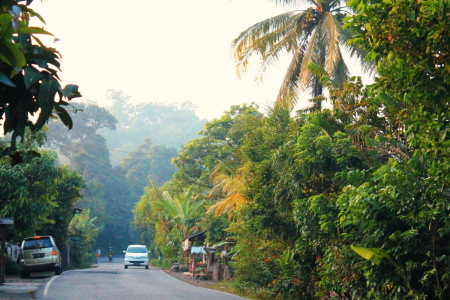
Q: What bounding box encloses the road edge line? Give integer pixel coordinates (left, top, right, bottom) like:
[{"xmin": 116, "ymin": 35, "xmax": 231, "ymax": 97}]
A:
[
  {"xmin": 43, "ymin": 275, "xmax": 58, "ymax": 297},
  {"xmin": 158, "ymin": 269, "xmax": 248, "ymax": 299}
]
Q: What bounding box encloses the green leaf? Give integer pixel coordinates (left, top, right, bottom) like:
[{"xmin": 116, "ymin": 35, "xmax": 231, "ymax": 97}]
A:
[
  {"xmin": 24, "ymin": 66, "xmax": 43, "ymax": 89},
  {"xmin": 0, "ymin": 40, "xmax": 26, "ymax": 69},
  {"xmin": 29, "ymin": 59, "xmax": 48, "ymax": 69},
  {"xmin": 34, "ymin": 77, "xmax": 60, "ymax": 132},
  {"xmin": 347, "ymin": 0, "xmax": 359, "ymax": 7},
  {"xmin": 365, "ymin": 23, "xmax": 372, "ymax": 33},
  {"xmin": 18, "ymin": 27, "xmax": 53, "ymax": 36},
  {"xmin": 350, "ymin": 245, "xmax": 399, "ymax": 268},
  {"xmin": 0, "ymin": 72, "xmax": 16, "ymax": 87},
  {"xmin": 61, "ymin": 84, "xmax": 81, "ymax": 100},
  {"xmin": 0, "ymin": 13, "xmax": 13, "ymax": 25},
  {"xmin": 350, "ymin": 245, "xmax": 384, "ymax": 264},
  {"xmin": 26, "ymin": 8, "xmax": 46, "ymax": 25},
  {"xmin": 54, "ymin": 105, "xmax": 73, "ymax": 130}
]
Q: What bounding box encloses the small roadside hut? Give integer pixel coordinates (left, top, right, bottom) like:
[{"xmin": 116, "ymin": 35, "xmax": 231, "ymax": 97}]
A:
[
  {"xmin": 180, "ymin": 231, "xmax": 233, "ymax": 281},
  {"xmin": 181, "ymin": 230, "xmax": 207, "ymax": 265}
]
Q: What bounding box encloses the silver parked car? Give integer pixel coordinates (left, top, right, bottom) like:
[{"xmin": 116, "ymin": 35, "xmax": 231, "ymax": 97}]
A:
[
  {"xmin": 123, "ymin": 245, "xmax": 149, "ymax": 269},
  {"xmin": 19, "ymin": 236, "xmax": 62, "ymax": 278}
]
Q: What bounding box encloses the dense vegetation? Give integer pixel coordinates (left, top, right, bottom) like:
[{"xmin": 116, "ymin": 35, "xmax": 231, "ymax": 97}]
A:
[
  {"xmin": 2, "ymin": 1, "xmax": 450, "ymax": 299},
  {"xmin": 132, "ymin": 0, "xmax": 450, "ymax": 299}
]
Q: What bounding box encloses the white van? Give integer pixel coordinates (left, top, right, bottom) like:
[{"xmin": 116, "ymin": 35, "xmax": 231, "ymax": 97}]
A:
[{"xmin": 123, "ymin": 245, "xmax": 149, "ymax": 269}]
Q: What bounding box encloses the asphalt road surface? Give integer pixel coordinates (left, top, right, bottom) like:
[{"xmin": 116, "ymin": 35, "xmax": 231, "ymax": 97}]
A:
[{"xmin": 34, "ymin": 256, "xmax": 247, "ymax": 300}]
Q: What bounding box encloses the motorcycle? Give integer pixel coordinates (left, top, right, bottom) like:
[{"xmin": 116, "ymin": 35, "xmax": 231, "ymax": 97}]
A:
[{"xmin": 108, "ymin": 254, "xmax": 113, "ymax": 262}]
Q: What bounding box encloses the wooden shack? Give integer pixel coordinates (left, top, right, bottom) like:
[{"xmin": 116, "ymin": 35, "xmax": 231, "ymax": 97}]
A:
[{"xmin": 181, "ymin": 230, "xmax": 207, "ymax": 265}]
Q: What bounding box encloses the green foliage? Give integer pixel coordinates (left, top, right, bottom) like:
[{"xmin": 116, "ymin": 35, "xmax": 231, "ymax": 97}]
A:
[
  {"xmin": 69, "ymin": 209, "xmax": 98, "ymax": 268},
  {"xmin": 172, "ymin": 103, "xmax": 262, "ymax": 190},
  {"xmin": 0, "ymin": 1, "xmax": 81, "ymax": 162},
  {"xmin": 133, "ymin": 183, "xmax": 181, "ymax": 260},
  {"xmin": 129, "ymin": 3, "xmax": 450, "ymax": 299},
  {"xmin": 0, "ymin": 149, "xmax": 59, "ymax": 237},
  {"xmin": 36, "ymin": 166, "xmax": 84, "ymax": 256},
  {"xmin": 149, "ymin": 258, "xmax": 171, "ymax": 269},
  {"xmin": 350, "ymin": 245, "xmax": 398, "ymax": 267},
  {"xmin": 5, "ymin": 255, "xmax": 19, "ymax": 275},
  {"xmin": 119, "ymin": 138, "xmax": 177, "ymax": 194},
  {"xmin": 133, "ymin": 181, "xmax": 205, "ymax": 262},
  {"xmin": 156, "ymin": 189, "xmax": 205, "ymax": 239}
]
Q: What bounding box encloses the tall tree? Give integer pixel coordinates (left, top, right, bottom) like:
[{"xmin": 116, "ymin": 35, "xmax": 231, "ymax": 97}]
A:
[
  {"xmin": 0, "ymin": 129, "xmax": 85, "ymax": 240},
  {"xmin": 232, "ymin": 0, "xmax": 372, "ymax": 110},
  {"xmin": 119, "ymin": 138, "xmax": 177, "ymax": 196},
  {"xmin": 172, "ymin": 103, "xmax": 262, "ymax": 190}
]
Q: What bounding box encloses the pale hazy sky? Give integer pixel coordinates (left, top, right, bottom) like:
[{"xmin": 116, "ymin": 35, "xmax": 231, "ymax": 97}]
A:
[{"xmin": 30, "ymin": 0, "xmax": 369, "ymax": 120}]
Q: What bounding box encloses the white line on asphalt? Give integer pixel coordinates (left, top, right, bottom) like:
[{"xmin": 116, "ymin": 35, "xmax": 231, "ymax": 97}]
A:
[
  {"xmin": 158, "ymin": 269, "xmax": 248, "ymax": 299},
  {"xmin": 43, "ymin": 275, "xmax": 58, "ymax": 297}
]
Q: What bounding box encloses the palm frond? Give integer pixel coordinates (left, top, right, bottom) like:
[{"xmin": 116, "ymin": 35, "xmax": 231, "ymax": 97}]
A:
[
  {"xmin": 234, "ymin": 0, "xmax": 368, "ymax": 109},
  {"xmin": 276, "ymin": 46, "xmax": 305, "ymax": 109},
  {"xmin": 309, "ymin": 113, "xmax": 337, "ymax": 140},
  {"xmin": 232, "ymin": 11, "xmax": 299, "ymax": 78},
  {"xmin": 207, "ymin": 160, "xmax": 248, "ymax": 218},
  {"xmin": 267, "ymin": 0, "xmax": 311, "ymax": 6},
  {"xmin": 298, "ymin": 27, "xmax": 320, "ymax": 91},
  {"xmin": 207, "ymin": 193, "xmax": 246, "ymax": 218},
  {"xmin": 321, "ymin": 12, "xmax": 341, "ymax": 75},
  {"xmin": 255, "ymin": 14, "xmax": 303, "ymax": 81},
  {"xmin": 331, "ymin": 53, "xmax": 349, "ymax": 88}
]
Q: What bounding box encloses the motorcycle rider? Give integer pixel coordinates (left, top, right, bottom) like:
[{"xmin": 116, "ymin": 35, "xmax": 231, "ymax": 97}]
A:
[{"xmin": 108, "ymin": 247, "xmax": 113, "ymax": 262}]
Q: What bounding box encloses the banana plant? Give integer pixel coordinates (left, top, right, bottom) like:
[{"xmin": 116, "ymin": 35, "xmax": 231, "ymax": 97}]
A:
[
  {"xmin": 351, "ymin": 245, "xmax": 413, "ymax": 292},
  {"xmin": 155, "ymin": 189, "xmax": 205, "ymax": 240}
]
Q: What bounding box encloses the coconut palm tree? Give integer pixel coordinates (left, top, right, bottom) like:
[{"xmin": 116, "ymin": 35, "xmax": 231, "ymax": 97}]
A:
[{"xmin": 232, "ymin": 0, "xmax": 372, "ymax": 111}]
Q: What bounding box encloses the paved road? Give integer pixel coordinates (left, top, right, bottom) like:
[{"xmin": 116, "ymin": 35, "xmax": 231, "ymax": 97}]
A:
[{"xmin": 35, "ymin": 257, "xmax": 247, "ymax": 300}]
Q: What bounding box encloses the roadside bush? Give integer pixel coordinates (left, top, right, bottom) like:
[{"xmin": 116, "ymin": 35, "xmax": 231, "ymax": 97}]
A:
[
  {"xmin": 5, "ymin": 256, "xmax": 19, "ymax": 275},
  {"xmin": 150, "ymin": 258, "xmax": 171, "ymax": 269},
  {"xmin": 69, "ymin": 209, "xmax": 98, "ymax": 269}
]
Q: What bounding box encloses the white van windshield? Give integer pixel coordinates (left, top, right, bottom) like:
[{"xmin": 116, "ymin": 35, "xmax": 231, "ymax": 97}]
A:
[{"xmin": 127, "ymin": 247, "xmax": 147, "ymax": 253}]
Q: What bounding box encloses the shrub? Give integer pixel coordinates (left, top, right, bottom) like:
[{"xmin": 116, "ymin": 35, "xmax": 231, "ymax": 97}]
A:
[{"xmin": 5, "ymin": 256, "xmax": 19, "ymax": 275}]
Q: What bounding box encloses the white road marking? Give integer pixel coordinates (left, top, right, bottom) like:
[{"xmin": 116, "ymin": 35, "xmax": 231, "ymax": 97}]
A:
[
  {"xmin": 43, "ymin": 275, "xmax": 58, "ymax": 297},
  {"xmin": 158, "ymin": 269, "xmax": 248, "ymax": 299}
]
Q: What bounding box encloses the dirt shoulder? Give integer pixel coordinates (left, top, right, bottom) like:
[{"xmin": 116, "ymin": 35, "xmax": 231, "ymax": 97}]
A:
[
  {"xmin": 0, "ymin": 273, "xmax": 51, "ymax": 300},
  {"xmin": 162, "ymin": 269, "xmax": 216, "ymax": 288},
  {"xmin": 162, "ymin": 269, "xmax": 250, "ymax": 299}
]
